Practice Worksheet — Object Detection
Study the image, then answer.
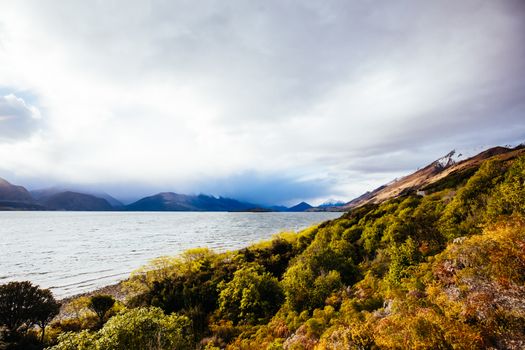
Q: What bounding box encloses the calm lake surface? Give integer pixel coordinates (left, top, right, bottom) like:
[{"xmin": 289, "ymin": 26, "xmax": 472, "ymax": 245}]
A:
[{"xmin": 0, "ymin": 211, "xmax": 341, "ymax": 298}]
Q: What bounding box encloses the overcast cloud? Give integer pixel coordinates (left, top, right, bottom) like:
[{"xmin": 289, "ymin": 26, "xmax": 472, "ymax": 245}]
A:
[{"xmin": 0, "ymin": 0, "xmax": 524, "ymax": 205}]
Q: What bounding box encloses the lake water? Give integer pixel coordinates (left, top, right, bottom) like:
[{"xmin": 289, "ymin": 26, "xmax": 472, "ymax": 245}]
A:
[{"xmin": 0, "ymin": 211, "xmax": 341, "ymax": 298}]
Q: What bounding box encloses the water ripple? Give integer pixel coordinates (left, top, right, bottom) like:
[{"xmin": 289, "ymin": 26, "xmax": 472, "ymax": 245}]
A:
[{"xmin": 0, "ymin": 211, "xmax": 340, "ymax": 297}]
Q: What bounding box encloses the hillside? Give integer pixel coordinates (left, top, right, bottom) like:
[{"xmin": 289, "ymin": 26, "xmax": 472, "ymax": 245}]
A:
[
  {"xmin": 343, "ymin": 145, "xmax": 525, "ymax": 209},
  {"xmin": 126, "ymin": 192, "xmax": 260, "ymax": 211},
  {"xmin": 45, "ymin": 145, "xmax": 525, "ymax": 350}
]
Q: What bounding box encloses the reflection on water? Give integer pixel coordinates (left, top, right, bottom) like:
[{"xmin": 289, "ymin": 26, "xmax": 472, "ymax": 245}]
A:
[{"xmin": 0, "ymin": 211, "xmax": 341, "ymax": 297}]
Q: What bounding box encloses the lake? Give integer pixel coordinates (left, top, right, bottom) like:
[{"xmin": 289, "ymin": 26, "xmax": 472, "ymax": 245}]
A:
[{"xmin": 0, "ymin": 211, "xmax": 341, "ymax": 298}]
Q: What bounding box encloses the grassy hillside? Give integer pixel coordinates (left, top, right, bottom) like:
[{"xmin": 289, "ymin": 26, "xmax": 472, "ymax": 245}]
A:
[{"xmin": 3, "ymin": 150, "xmax": 524, "ymax": 349}]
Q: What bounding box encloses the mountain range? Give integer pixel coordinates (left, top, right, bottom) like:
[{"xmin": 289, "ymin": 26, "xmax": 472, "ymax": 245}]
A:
[
  {"xmin": 125, "ymin": 192, "xmax": 261, "ymax": 212},
  {"xmin": 1, "ymin": 145, "xmax": 523, "ymax": 212},
  {"xmin": 0, "ymin": 180, "xmax": 312, "ymax": 212}
]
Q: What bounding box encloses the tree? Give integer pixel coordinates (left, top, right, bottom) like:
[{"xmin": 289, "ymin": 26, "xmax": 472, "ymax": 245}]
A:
[
  {"xmin": 386, "ymin": 237, "xmax": 419, "ymax": 286},
  {"xmin": 0, "ymin": 281, "xmax": 60, "ymax": 343},
  {"xmin": 218, "ymin": 264, "xmax": 284, "ymax": 325},
  {"xmin": 88, "ymin": 295, "xmax": 115, "ymax": 328},
  {"xmin": 34, "ymin": 289, "xmax": 61, "ymax": 343}
]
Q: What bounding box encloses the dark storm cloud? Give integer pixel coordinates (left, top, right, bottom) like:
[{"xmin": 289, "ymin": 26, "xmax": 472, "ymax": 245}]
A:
[
  {"xmin": 56, "ymin": 173, "xmax": 332, "ymax": 207},
  {"xmin": 195, "ymin": 172, "xmax": 333, "ymax": 206}
]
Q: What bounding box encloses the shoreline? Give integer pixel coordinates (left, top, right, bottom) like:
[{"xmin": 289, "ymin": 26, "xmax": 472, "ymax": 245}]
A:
[{"xmin": 59, "ymin": 281, "xmax": 127, "ymax": 304}]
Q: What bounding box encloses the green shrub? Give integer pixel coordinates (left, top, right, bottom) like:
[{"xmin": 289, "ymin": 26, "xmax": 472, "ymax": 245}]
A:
[
  {"xmin": 218, "ymin": 264, "xmax": 283, "ymax": 325},
  {"xmin": 50, "ymin": 307, "xmax": 192, "ymax": 350}
]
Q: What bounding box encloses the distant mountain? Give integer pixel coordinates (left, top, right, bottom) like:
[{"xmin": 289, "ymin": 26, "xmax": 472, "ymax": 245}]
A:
[
  {"xmin": 42, "ymin": 191, "xmax": 113, "ymax": 211},
  {"xmin": 94, "ymin": 193, "xmax": 124, "ymax": 208},
  {"xmin": 286, "ymin": 202, "xmax": 313, "ymax": 212},
  {"xmin": 268, "ymin": 205, "xmax": 289, "ymax": 212},
  {"xmin": 0, "ymin": 177, "xmax": 33, "ymax": 202},
  {"xmin": 32, "ymin": 187, "xmax": 124, "ymax": 208},
  {"xmin": 126, "ymin": 192, "xmax": 261, "ymax": 211},
  {"xmin": 30, "ymin": 187, "xmax": 62, "ymax": 201},
  {"xmin": 343, "ymin": 145, "xmax": 525, "ymax": 209}
]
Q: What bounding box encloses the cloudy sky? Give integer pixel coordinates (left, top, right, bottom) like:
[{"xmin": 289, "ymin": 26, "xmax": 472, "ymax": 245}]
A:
[{"xmin": 0, "ymin": 0, "xmax": 524, "ymax": 205}]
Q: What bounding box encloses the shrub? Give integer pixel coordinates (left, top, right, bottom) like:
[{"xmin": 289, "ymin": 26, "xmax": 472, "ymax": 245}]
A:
[
  {"xmin": 218, "ymin": 264, "xmax": 283, "ymax": 325},
  {"xmin": 50, "ymin": 307, "xmax": 192, "ymax": 350}
]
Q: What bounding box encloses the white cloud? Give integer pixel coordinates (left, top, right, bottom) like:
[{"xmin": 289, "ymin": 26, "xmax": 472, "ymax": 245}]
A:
[
  {"xmin": 0, "ymin": 0, "xmax": 524, "ymax": 204},
  {"xmin": 0, "ymin": 93, "xmax": 41, "ymax": 141}
]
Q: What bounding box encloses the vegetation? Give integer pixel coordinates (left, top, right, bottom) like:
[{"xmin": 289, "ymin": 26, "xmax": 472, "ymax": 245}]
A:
[
  {"xmin": 88, "ymin": 296, "xmax": 115, "ymax": 329},
  {"xmin": 51, "ymin": 307, "xmax": 192, "ymax": 350},
  {"xmin": 0, "ymin": 281, "xmax": 60, "ymax": 349},
  {"xmin": 2, "ymin": 151, "xmax": 525, "ymax": 349},
  {"xmin": 217, "ymin": 264, "xmax": 283, "ymax": 325}
]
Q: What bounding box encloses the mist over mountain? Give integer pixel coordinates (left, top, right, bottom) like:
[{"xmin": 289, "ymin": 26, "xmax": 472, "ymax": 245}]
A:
[{"xmin": 0, "ymin": 177, "xmax": 320, "ymax": 212}]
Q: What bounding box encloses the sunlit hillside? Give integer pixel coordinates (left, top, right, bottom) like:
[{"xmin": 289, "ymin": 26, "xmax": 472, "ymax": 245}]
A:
[{"xmin": 12, "ymin": 147, "xmax": 518, "ymax": 349}]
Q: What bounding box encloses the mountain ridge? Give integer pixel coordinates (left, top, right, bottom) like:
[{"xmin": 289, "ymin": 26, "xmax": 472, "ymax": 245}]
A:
[{"xmin": 341, "ymin": 145, "xmax": 525, "ymax": 210}]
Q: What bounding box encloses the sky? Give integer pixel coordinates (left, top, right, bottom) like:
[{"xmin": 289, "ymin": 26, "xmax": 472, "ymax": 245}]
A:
[{"xmin": 0, "ymin": 0, "xmax": 524, "ymax": 205}]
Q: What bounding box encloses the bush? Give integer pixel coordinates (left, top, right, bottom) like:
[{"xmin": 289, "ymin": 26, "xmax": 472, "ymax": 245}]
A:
[
  {"xmin": 486, "ymin": 155, "xmax": 525, "ymax": 221},
  {"xmin": 50, "ymin": 307, "xmax": 192, "ymax": 350},
  {"xmin": 439, "ymin": 159, "xmax": 506, "ymax": 238},
  {"xmin": 218, "ymin": 264, "xmax": 283, "ymax": 325}
]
